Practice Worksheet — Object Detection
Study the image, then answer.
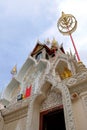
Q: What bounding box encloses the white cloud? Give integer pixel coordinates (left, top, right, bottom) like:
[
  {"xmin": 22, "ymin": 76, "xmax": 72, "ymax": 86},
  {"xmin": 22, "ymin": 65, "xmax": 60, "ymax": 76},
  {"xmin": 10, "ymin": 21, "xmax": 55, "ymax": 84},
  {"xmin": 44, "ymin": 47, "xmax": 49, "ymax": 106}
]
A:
[{"xmin": 0, "ymin": 0, "xmax": 60, "ymax": 20}]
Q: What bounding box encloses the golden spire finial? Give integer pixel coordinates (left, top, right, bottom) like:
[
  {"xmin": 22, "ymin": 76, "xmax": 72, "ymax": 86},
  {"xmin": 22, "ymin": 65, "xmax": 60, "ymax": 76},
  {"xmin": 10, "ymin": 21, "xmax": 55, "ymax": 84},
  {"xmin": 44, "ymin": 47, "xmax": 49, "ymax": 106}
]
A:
[
  {"xmin": 11, "ymin": 64, "xmax": 17, "ymax": 76},
  {"xmin": 51, "ymin": 37, "xmax": 58, "ymax": 49}
]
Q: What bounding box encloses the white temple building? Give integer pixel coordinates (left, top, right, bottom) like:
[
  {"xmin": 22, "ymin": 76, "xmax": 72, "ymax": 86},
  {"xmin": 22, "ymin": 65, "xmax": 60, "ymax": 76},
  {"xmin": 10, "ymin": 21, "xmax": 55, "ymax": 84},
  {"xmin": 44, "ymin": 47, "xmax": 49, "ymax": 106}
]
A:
[{"xmin": 0, "ymin": 37, "xmax": 87, "ymax": 130}]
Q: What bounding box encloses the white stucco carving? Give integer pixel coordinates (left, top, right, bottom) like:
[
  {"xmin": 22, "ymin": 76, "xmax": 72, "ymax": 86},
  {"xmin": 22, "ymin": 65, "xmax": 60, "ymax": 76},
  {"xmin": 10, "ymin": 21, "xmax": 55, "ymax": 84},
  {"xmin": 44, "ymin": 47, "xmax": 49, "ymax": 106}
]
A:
[
  {"xmin": 0, "ymin": 41, "xmax": 87, "ymax": 130},
  {"xmin": 40, "ymin": 89, "xmax": 62, "ymax": 111}
]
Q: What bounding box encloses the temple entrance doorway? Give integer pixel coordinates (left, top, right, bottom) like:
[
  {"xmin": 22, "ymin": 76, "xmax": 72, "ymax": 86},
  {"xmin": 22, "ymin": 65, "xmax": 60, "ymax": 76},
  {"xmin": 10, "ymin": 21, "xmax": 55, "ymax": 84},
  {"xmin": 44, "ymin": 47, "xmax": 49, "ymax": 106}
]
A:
[{"xmin": 39, "ymin": 106, "xmax": 66, "ymax": 130}]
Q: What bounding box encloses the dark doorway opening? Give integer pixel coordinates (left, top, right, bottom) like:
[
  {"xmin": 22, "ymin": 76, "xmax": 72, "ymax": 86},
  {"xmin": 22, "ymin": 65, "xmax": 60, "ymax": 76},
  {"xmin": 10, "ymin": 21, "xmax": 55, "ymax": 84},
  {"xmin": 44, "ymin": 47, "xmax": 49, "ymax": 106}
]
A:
[{"xmin": 40, "ymin": 106, "xmax": 66, "ymax": 130}]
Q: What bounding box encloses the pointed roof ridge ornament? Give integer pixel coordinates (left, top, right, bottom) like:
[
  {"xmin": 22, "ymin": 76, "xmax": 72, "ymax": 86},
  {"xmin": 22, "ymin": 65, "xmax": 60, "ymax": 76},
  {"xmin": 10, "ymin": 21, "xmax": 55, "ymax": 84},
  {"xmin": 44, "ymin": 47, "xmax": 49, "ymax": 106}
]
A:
[
  {"xmin": 52, "ymin": 37, "xmax": 57, "ymax": 43},
  {"xmin": 59, "ymin": 43, "xmax": 65, "ymax": 53},
  {"xmin": 51, "ymin": 37, "xmax": 59, "ymax": 48},
  {"xmin": 37, "ymin": 39, "xmax": 40, "ymax": 44},
  {"xmin": 45, "ymin": 38, "xmax": 51, "ymax": 46},
  {"xmin": 11, "ymin": 64, "xmax": 17, "ymax": 77},
  {"xmin": 70, "ymin": 48, "xmax": 73, "ymax": 56},
  {"xmin": 46, "ymin": 38, "xmax": 50, "ymax": 43}
]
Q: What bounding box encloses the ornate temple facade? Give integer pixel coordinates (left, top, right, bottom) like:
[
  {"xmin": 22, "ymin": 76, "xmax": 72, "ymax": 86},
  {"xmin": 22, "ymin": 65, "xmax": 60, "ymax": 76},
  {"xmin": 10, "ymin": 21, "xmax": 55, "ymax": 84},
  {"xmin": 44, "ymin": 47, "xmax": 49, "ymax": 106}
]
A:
[{"xmin": 0, "ymin": 38, "xmax": 87, "ymax": 130}]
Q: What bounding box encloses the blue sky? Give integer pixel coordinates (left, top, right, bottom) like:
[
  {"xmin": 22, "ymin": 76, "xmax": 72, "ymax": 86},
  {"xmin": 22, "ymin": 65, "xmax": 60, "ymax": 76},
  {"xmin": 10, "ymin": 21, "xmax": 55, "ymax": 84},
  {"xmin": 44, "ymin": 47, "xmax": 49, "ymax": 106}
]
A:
[{"xmin": 0, "ymin": 0, "xmax": 87, "ymax": 93}]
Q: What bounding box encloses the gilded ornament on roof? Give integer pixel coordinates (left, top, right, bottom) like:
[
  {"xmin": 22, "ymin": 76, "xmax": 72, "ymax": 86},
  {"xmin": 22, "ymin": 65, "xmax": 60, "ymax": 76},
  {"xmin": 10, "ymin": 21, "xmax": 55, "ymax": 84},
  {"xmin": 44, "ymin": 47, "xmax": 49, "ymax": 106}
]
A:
[{"xmin": 51, "ymin": 38, "xmax": 58, "ymax": 49}]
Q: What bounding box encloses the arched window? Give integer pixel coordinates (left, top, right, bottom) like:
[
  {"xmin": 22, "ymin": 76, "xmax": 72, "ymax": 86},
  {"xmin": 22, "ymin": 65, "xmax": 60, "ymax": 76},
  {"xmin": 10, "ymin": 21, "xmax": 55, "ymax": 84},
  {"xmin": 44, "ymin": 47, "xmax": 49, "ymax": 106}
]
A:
[
  {"xmin": 36, "ymin": 52, "xmax": 43, "ymax": 61},
  {"xmin": 46, "ymin": 53, "xmax": 49, "ymax": 60}
]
